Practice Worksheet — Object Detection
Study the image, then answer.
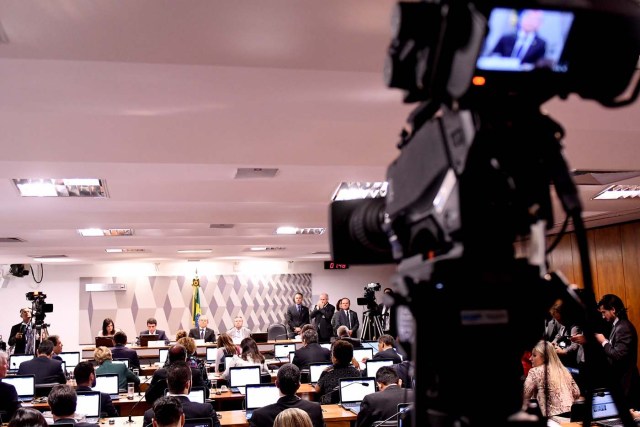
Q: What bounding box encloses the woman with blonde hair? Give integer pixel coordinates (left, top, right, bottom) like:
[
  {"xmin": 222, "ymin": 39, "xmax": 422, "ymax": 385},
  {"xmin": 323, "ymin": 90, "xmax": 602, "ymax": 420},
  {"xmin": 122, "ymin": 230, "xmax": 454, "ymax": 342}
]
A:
[
  {"xmin": 175, "ymin": 329, "xmax": 187, "ymax": 341},
  {"xmin": 274, "ymin": 408, "xmax": 313, "ymax": 427},
  {"xmin": 94, "ymin": 346, "xmax": 140, "ymax": 392},
  {"xmin": 215, "ymin": 333, "xmax": 240, "ymax": 373},
  {"xmin": 523, "ymin": 340, "xmax": 580, "ymax": 417}
]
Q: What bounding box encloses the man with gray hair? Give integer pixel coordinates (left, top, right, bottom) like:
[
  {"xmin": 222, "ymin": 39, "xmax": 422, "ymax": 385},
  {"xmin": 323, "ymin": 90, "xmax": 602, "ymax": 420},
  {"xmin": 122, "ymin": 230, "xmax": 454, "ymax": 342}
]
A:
[
  {"xmin": 226, "ymin": 316, "xmax": 251, "ymax": 343},
  {"xmin": 291, "ymin": 329, "xmax": 330, "ymax": 371},
  {"xmin": 188, "ymin": 315, "xmax": 216, "ymax": 343},
  {"xmin": 249, "ymin": 363, "xmax": 323, "ymax": 427},
  {"xmin": 0, "ymin": 350, "xmax": 21, "ymax": 422}
]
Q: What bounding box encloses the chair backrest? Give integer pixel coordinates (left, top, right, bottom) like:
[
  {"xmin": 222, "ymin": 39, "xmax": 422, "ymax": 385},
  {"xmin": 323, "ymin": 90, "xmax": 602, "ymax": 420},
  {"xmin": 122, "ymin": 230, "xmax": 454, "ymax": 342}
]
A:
[{"xmin": 267, "ymin": 323, "xmax": 287, "ymax": 341}]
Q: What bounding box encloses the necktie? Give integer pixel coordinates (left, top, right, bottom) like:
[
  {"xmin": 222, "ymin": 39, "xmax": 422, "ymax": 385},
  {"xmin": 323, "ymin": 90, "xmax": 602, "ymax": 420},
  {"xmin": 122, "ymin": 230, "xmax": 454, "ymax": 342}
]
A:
[
  {"xmin": 346, "ymin": 310, "xmax": 351, "ymax": 329},
  {"xmin": 297, "ymin": 305, "xmax": 301, "ymax": 314},
  {"xmin": 200, "ymin": 329, "xmax": 205, "ymax": 339}
]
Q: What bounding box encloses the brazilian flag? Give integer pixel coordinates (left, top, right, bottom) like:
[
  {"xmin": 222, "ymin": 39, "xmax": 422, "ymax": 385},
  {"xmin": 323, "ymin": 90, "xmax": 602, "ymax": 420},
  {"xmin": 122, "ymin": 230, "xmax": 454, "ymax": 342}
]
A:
[{"xmin": 191, "ymin": 275, "xmax": 201, "ymax": 326}]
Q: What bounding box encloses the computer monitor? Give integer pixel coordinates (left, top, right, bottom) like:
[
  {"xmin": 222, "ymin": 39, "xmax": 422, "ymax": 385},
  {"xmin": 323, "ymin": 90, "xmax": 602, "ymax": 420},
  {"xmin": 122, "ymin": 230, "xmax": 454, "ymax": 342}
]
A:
[
  {"xmin": 274, "ymin": 343, "xmax": 295, "ymax": 358},
  {"xmin": 159, "ymin": 349, "xmax": 169, "ymax": 364},
  {"xmin": 353, "ymin": 348, "xmax": 374, "ymax": 363},
  {"xmin": 205, "ymin": 347, "xmax": 216, "ymax": 363},
  {"xmin": 309, "ymin": 362, "xmax": 332, "ymax": 384},
  {"xmin": 9, "ymin": 354, "xmax": 34, "ymax": 372},
  {"xmin": 139, "ymin": 334, "xmax": 160, "ymax": 347},
  {"xmin": 113, "ymin": 359, "xmax": 130, "ymax": 369},
  {"xmin": 76, "ymin": 391, "xmax": 101, "ymax": 421},
  {"xmin": 2, "ymin": 374, "xmax": 35, "ymax": 402},
  {"xmin": 228, "ymin": 366, "xmax": 261, "ymax": 388},
  {"xmin": 365, "ymin": 358, "xmax": 394, "ymax": 379},
  {"xmin": 58, "ymin": 351, "xmax": 80, "ymax": 368},
  {"xmin": 95, "ymin": 336, "xmax": 115, "ymax": 347}
]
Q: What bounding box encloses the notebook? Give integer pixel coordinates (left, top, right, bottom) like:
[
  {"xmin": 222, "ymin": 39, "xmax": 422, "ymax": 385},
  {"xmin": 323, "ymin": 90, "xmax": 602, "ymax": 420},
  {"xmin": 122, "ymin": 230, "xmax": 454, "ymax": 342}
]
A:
[
  {"xmin": 228, "ymin": 366, "xmax": 261, "ymax": 394},
  {"xmin": 164, "ymin": 387, "xmax": 206, "ymax": 404},
  {"xmin": 591, "ymin": 389, "xmax": 624, "ymax": 427},
  {"xmin": 274, "ymin": 343, "xmax": 296, "ymax": 360},
  {"xmin": 353, "ymin": 348, "xmax": 374, "ymax": 363},
  {"xmin": 9, "ymin": 354, "xmax": 34, "ymax": 373},
  {"xmin": 339, "ymin": 377, "xmax": 376, "ymax": 415},
  {"xmin": 365, "ymin": 358, "xmax": 394, "ymax": 379},
  {"xmin": 244, "ymin": 383, "xmax": 280, "ymax": 420},
  {"xmin": 113, "ymin": 359, "xmax": 130, "ymax": 369},
  {"xmin": 184, "ymin": 418, "xmax": 214, "ymax": 427},
  {"xmin": 58, "ymin": 352, "xmax": 81, "ymax": 368},
  {"xmin": 206, "ymin": 347, "xmax": 217, "ymax": 364},
  {"xmin": 2, "ymin": 374, "xmax": 35, "ymax": 402},
  {"xmin": 308, "ymin": 362, "xmax": 332, "ymax": 385},
  {"xmin": 93, "ymin": 373, "xmax": 120, "ymax": 400},
  {"xmin": 76, "ymin": 391, "xmax": 102, "ymax": 423}
]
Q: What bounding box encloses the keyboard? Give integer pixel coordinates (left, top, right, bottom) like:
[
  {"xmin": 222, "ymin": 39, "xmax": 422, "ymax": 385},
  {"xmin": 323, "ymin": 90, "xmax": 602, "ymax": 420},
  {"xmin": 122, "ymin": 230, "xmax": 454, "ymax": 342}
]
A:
[
  {"xmin": 341, "ymin": 402, "xmax": 362, "ymax": 415},
  {"xmin": 595, "ymin": 419, "xmax": 625, "ymax": 427}
]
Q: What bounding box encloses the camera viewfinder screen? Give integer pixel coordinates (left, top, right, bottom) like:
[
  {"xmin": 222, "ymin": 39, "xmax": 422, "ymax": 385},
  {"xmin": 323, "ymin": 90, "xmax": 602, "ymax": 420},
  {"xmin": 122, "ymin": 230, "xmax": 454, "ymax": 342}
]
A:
[{"xmin": 476, "ymin": 8, "xmax": 574, "ymax": 73}]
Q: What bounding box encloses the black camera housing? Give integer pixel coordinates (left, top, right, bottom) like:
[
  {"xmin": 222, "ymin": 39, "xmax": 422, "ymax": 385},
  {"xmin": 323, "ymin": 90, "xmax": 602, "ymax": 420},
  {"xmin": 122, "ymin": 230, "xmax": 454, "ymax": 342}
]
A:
[{"xmin": 26, "ymin": 292, "xmax": 53, "ymax": 324}]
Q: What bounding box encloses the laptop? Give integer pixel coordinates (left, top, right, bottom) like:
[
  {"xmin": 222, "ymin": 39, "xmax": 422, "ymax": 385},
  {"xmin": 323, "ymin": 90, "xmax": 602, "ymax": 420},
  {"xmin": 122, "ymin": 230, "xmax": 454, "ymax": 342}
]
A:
[
  {"xmin": 274, "ymin": 343, "xmax": 296, "ymax": 360},
  {"xmin": 58, "ymin": 351, "xmax": 81, "ymax": 368},
  {"xmin": 205, "ymin": 347, "xmax": 217, "ymax": 364},
  {"xmin": 221, "ymin": 355, "xmax": 234, "ymax": 372},
  {"xmin": 288, "ymin": 351, "xmax": 295, "ymax": 363},
  {"xmin": 93, "ymin": 373, "xmax": 121, "ymax": 400},
  {"xmin": 361, "ymin": 341, "xmax": 380, "ymax": 355},
  {"xmin": 228, "ymin": 366, "xmax": 261, "ymax": 394},
  {"xmin": 159, "ymin": 349, "xmax": 170, "ymax": 365},
  {"xmin": 365, "ymin": 358, "xmax": 394, "ymax": 379},
  {"xmin": 113, "ymin": 359, "xmax": 130, "ymax": 369},
  {"xmin": 9, "ymin": 354, "xmax": 34, "ymax": 373},
  {"xmin": 165, "ymin": 387, "xmax": 206, "ymax": 404},
  {"xmin": 339, "ymin": 377, "xmax": 376, "ymax": 415},
  {"xmin": 308, "ymin": 362, "xmax": 332, "ymax": 385},
  {"xmin": 591, "ymin": 389, "xmax": 625, "ymax": 427},
  {"xmin": 320, "ymin": 343, "xmax": 332, "ymax": 351},
  {"xmin": 2, "ymin": 374, "xmax": 35, "ymax": 402},
  {"xmin": 244, "ymin": 383, "xmax": 280, "ymax": 420},
  {"xmin": 139, "ymin": 334, "xmax": 160, "ymax": 347},
  {"xmin": 184, "ymin": 418, "xmax": 214, "ymax": 427},
  {"xmin": 76, "ymin": 391, "xmax": 102, "ymax": 423},
  {"xmin": 353, "ymin": 348, "xmax": 374, "ymax": 363},
  {"xmin": 95, "ymin": 336, "xmax": 115, "ymax": 347}
]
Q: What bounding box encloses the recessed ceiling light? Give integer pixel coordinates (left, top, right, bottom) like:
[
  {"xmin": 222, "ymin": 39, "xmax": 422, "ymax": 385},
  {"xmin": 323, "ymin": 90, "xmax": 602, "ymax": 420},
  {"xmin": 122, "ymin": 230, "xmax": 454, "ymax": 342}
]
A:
[
  {"xmin": 105, "ymin": 248, "xmax": 146, "ymax": 253},
  {"xmin": 593, "ymin": 185, "xmax": 640, "ymax": 200},
  {"xmin": 30, "ymin": 255, "xmax": 71, "ymax": 263},
  {"xmin": 249, "ymin": 247, "xmax": 268, "ymax": 251},
  {"xmin": 177, "ymin": 249, "xmax": 213, "ymax": 254},
  {"xmin": 332, "ymin": 181, "xmax": 387, "ymax": 201},
  {"xmin": 105, "ymin": 248, "xmax": 123, "ymax": 253},
  {"xmin": 13, "ymin": 178, "xmax": 108, "ymax": 198},
  {"xmin": 78, "ymin": 228, "xmax": 133, "ymax": 237},
  {"xmin": 247, "ymin": 246, "xmax": 285, "ymax": 252},
  {"xmin": 275, "ymin": 226, "xmax": 326, "ymax": 235}
]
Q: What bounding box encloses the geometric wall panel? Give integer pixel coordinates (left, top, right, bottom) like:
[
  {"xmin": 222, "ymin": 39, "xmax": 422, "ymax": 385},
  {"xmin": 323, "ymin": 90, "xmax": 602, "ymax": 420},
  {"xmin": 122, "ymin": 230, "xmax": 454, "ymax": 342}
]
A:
[{"xmin": 79, "ymin": 274, "xmax": 311, "ymax": 344}]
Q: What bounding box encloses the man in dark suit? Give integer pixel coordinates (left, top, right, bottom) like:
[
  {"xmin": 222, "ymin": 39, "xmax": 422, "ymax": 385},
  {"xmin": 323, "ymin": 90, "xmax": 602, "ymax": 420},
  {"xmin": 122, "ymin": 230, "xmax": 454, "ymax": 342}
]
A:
[
  {"xmin": 148, "ymin": 396, "xmax": 184, "ymax": 427},
  {"xmin": 188, "ymin": 315, "xmax": 216, "ymax": 343},
  {"xmin": 490, "ymin": 9, "xmax": 547, "ymax": 65},
  {"xmin": 8, "ymin": 308, "xmax": 32, "ymax": 355},
  {"xmin": 145, "ymin": 345, "xmax": 209, "ymax": 404},
  {"xmin": 17, "ymin": 340, "xmax": 66, "ymax": 385},
  {"xmin": 285, "ymin": 292, "xmax": 310, "ymax": 339},
  {"xmin": 309, "ymin": 293, "xmax": 335, "ymax": 343},
  {"xmin": 110, "ymin": 331, "xmax": 141, "ymax": 371},
  {"xmin": 48, "ymin": 335, "xmax": 64, "ymax": 362},
  {"xmin": 48, "ymin": 384, "xmax": 99, "ymax": 427},
  {"xmin": 291, "ymin": 329, "xmax": 331, "ymax": 371},
  {"xmin": 356, "ymin": 366, "xmax": 414, "ymax": 427},
  {"xmin": 0, "ymin": 350, "xmax": 21, "ymax": 422},
  {"xmin": 139, "ymin": 317, "xmax": 169, "ymax": 344},
  {"xmin": 143, "ymin": 361, "xmax": 219, "ymax": 427},
  {"xmin": 332, "ymin": 298, "xmax": 359, "ymax": 338},
  {"xmin": 249, "ymin": 363, "xmax": 323, "ymax": 427},
  {"xmin": 74, "ymin": 361, "xmax": 118, "ymax": 418},
  {"xmin": 372, "ymin": 334, "xmax": 402, "ymax": 364}
]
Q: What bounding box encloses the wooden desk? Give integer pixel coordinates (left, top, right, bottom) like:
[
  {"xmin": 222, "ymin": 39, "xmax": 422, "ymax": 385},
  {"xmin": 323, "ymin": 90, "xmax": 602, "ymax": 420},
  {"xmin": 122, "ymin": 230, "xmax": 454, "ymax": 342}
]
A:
[
  {"xmin": 26, "ymin": 393, "xmax": 152, "ymax": 416},
  {"xmin": 82, "ymin": 344, "xmax": 218, "ymax": 360},
  {"xmin": 218, "ymin": 404, "xmax": 355, "ymax": 427}
]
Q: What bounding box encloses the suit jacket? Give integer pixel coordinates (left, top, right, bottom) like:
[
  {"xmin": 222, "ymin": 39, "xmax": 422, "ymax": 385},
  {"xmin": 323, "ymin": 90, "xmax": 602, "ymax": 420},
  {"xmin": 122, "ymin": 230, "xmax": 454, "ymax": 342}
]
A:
[
  {"xmin": 144, "ymin": 366, "xmax": 208, "ymax": 404},
  {"xmin": 188, "ymin": 327, "xmax": 216, "ymax": 343},
  {"xmin": 144, "ymin": 395, "xmax": 219, "ymax": 427},
  {"xmin": 76, "ymin": 385, "xmax": 118, "ymax": 417},
  {"xmin": 110, "ymin": 344, "xmax": 141, "ymax": 370},
  {"xmin": 309, "ymin": 303, "xmax": 336, "ymax": 342},
  {"xmin": 332, "ymin": 309, "xmax": 359, "ymax": 338},
  {"xmin": 226, "ymin": 327, "xmax": 252, "ymax": 343},
  {"xmin": 95, "ymin": 360, "xmax": 140, "ymax": 392},
  {"xmin": 291, "ymin": 343, "xmax": 331, "ymax": 371},
  {"xmin": 138, "ymin": 330, "xmax": 169, "ymax": 342},
  {"xmin": 8, "ymin": 322, "xmax": 30, "ymax": 355},
  {"xmin": 249, "ymin": 395, "xmax": 324, "ymax": 427},
  {"xmin": 356, "ymin": 384, "xmax": 414, "ymax": 427},
  {"xmin": 17, "ymin": 356, "xmax": 66, "ymax": 384},
  {"xmin": 491, "ymin": 33, "xmax": 546, "ymax": 65},
  {"xmin": 285, "ymin": 305, "xmax": 310, "ymax": 338},
  {"xmin": 603, "ymin": 318, "xmax": 640, "ymax": 402},
  {"xmin": 373, "ymin": 348, "xmax": 402, "ymax": 364},
  {"xmin": 0, "ymin": 381, "xmax": 21, "ymax": 422},
  {"xmin": 378, "ymin": 303, "xmax": 397, "ymax": 338}
]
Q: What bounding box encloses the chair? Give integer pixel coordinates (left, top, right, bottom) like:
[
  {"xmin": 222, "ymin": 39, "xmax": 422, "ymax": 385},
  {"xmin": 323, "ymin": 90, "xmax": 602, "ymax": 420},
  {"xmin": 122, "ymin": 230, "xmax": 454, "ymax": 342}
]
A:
[
  {"xmin": 372, "ymin": 421, "xmax": 397, "ymax": 427},
  {"xmin": 35, "ymin": 383, "xmax": 58, "ymax": 397},
  {"xmin": 267, "ymin": 323, "xmax": 287, "ymax": 341}
]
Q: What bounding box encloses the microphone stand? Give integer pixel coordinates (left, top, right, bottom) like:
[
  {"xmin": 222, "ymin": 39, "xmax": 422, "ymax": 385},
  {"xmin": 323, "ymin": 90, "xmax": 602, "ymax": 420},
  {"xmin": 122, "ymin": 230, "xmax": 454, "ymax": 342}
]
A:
[{"xmin": 126, "ymin": 376, "xmax": 153, "ymax": 424}]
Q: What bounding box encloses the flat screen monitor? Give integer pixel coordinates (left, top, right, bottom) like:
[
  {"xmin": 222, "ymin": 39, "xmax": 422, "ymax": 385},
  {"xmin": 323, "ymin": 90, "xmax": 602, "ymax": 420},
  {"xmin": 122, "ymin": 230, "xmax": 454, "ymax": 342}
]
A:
[
  {"xmin": 2, "ymin": 374, "xmax": 35, "ymax": 401},
  {"xmin": 76, "ymin": 391, "xmax": 101, "ymax": 419},
  {"xmin": 365, "ymin": 358, "xmax": 394, "ymax": 379},
  {"xmin": 309, "ymin": 362, "xmax": 332, "ymax": 383},
  {"xmin": 206, "ymin": 347, "xmax": 217, "ymax": 363},
  {"xmin": 274, "ymin": 343, "xmax": 296, "ymax": 358},
  {"xmin": 9, "ymin": 354, "xmax": 34, "ymax": 371},
  {"xmin": 58, "ymin": 352, "xmax": 80, "ymax": 368},
  {"xmin": 139, "ymin": 334, "xmax": 159, "ymax": 347},
  {"xmin": 353, "ymin": 348, "xmax": 374, "ymax": 363},
  {"xmin": 95, "ymin": 336, "xmax": 115, "ymax": 347},
  {"xmin": 159, "ymin": 349, "xmax": 169, "ymax": 364},
  {"xmin": 228, "ymin": 366, "xmax": 261, "ymax": 388},
  {"xmin": 113, "ymin": 359, "xmax": 129, "ymax": 369}
]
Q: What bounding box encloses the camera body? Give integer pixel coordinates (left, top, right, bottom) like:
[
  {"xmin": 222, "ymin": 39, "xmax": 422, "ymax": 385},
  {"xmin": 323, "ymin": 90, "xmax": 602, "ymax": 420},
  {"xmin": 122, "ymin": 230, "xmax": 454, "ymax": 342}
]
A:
[
  {"xmin": 26, "ymin": 291, "xmax": 53, "ymax": 325},
  {"xmin": 357, "ymin": 283, "xmax": 381, "ymax": 312}
]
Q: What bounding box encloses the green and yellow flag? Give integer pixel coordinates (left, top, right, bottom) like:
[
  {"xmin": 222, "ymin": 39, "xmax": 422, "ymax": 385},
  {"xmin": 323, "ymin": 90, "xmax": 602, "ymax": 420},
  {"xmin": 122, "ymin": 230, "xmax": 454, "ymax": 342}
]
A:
[{"xmin": 191, "ymin": 273, "xmax": 201, "ymax": 326}]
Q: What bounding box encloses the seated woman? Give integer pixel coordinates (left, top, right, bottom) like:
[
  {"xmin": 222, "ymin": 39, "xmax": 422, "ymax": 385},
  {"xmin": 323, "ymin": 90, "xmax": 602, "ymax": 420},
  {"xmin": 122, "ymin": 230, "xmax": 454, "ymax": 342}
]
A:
[
  {"xmin": 97, "ymin": 318, "xmax": 122, "ymax": 337},
  {"xmin": 523, "ymin": 340, "xmax": 580, "ymax": 418},
  {"xmin": 315, "ymin": 339, "xmax": 360, "ymax": 404},
  {"xmin": 177, "ymin": 336, "xmax": 210, "ymax": 397},
  {"xmin": 175, "ymin": 330, "xmax": 187, "ymax": 341},
  {"xmin": 94, "ymin": 346, "xmax": 140, "ymax": 392},
  {"xmin": 214, "ymin": 333, "xmax": 240, "ymax": 374},
  {"xmin": 223, "ymin": 337, "xmax": 269, "ymax": 379}
]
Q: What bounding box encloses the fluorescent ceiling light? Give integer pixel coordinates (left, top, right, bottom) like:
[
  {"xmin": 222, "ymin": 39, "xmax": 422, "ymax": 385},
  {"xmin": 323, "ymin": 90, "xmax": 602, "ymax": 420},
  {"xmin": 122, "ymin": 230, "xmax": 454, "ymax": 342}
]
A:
[
  {"xmin": 593, "ymin": 185, "xmax": 640, "ymax": 200},
  {"xmin": 250, "ymin": 247, "xmax": 268, "ymax": 251},
  {"xmin": 177, "ymin": 249, "xmax": 212, "ymax": 254},
  {"xmin": 31, "ymin": 255, "xmax": 71, "ymax": 263},
  {"xmin": 332, "ymin": 181, "xmax": 388, "ymax": 201},
  {"xmin": 276, "ymin": 226, "xmax": 326, "ymax": 235},
  {"xmin": 78, "ymin": 228, "xmax": 133, "ymax": 237},
  {"xmin": 13, "ymin": 178, "xmax": 108, "ymax": 198},
  {"xmin": 106, "ymin": 248, "xmax": 146, "ymax": 253},
  {"xmin": 105, "ymin": 248, "xmax": 123, "ymax": 253}
]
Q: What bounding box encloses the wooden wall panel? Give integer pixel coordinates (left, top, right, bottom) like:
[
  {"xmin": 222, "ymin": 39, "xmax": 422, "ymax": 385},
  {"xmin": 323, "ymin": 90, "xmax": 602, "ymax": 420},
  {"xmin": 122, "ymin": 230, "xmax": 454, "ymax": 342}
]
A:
[
  {"xmin": 547, "ymin": 234, "xmax": 576, "ymax": 285},
  {"xmin": 621, "ymin": 223, "xmax": 640, "ymax": 361},
  {"xmin": 592, "ymin": 227, "xmax": 626, "ymax": 300}
]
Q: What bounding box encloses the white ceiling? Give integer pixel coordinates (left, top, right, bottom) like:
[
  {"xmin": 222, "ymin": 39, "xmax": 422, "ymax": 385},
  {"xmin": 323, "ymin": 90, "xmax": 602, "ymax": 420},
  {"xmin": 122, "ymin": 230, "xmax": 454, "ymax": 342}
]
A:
[{"xmin": 0, "ymin": 0, "xmax": 638, "ymax": 266}]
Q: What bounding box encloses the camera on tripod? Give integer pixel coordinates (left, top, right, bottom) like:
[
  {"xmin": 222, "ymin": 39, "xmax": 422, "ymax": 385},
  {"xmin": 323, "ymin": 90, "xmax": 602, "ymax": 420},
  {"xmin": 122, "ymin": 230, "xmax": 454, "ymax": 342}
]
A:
[
  {"xmin": 357, "ymin": 283, "xmax": 381, "ymax": 312},
  {"xmin": 26, "ymin": 291, "xmax": 53, "ymax": 326}
]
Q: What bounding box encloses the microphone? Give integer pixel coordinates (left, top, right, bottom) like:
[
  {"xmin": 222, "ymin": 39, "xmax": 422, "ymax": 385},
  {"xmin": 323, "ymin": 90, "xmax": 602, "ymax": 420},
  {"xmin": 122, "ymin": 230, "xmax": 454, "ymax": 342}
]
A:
[
  {"xmin": 320, "ymin": 381, "xmax": 370, "ymax": 403},
  {"xmin": 375, "ymin": 403, "xmax": 413, "ymax": 425},
  {"xmin": 127, "ymin": 382, "xmax": 150, "ymax": 423},
  {"xmin": 137, "ymin": 374, "xmax": 154, "ymax": 396}
]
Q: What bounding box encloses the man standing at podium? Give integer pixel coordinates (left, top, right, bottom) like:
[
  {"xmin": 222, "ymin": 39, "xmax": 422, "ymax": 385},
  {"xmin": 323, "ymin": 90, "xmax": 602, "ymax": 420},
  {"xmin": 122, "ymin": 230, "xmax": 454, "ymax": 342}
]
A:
[{"xmin": 188, "ymin": 315, "xmax": 216, "ymax": 343}]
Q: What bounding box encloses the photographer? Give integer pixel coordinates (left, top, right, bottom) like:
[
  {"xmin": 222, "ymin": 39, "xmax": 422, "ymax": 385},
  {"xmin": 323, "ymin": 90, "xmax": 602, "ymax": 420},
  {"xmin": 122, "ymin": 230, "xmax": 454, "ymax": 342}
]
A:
[
  {"xmin": 331, "ymin": 298, "xmax": 359, "ymax": 338},
  {"xmin": 8, "ymin": 308, "xmax": 32, "ymax": 355}
]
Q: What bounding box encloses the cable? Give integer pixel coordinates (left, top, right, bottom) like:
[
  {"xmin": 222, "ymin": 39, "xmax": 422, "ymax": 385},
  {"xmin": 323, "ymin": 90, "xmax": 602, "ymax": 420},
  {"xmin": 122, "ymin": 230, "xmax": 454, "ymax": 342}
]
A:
[{"xmin": 30, "ymin": 264, "xmax": 44, "ymax": 284}]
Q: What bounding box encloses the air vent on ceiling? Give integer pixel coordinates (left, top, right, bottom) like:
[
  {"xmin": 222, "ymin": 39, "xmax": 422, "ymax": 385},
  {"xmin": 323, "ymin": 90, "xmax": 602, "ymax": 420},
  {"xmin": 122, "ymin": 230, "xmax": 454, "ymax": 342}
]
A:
[
  {"xmin": 235, "ymin": 168, "xmax": 279, "ymax": 179},
  {"xmin": 210, "ymin": 224, "xmax": 235, "ymax": 229},
  {"xmin": 571, "ymin": 170, "xmax": 640, "ymax": 185},
  {"xmin": 0, "ymin": 237, "xmax": 25, "ymax": 243}
]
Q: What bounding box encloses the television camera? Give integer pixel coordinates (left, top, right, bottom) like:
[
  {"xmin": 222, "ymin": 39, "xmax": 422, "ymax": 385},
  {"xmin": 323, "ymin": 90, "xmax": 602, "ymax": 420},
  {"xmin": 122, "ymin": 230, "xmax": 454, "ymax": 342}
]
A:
[
  {"xmin": 356, "ymin": 282, "xmax": 382, "ymax": 310},
  {"xmin": 330, "ymin": 0, "xmax": 639, "ymax": 426},
  {"xmin": 357, "ymin": 283, "xmax": 385, "ymax": 340},
  {"xmin": 26, "ymin": 291, "xmax": 53, "ymax": 327}
]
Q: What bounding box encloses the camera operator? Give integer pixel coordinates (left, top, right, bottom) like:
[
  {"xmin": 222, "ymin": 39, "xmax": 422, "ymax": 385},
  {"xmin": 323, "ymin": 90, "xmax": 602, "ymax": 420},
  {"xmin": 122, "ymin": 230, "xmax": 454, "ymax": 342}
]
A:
[
  {"xmin": 378, "ymin": 288, "xmax": 396, "ymax": 338},
  {"xmin": 8, "ymin": 308, "xmax": 32, "ymax": 355},
  {"xmin": 331, "ymin": 298, "xmax": 359, "ymax": 338}
]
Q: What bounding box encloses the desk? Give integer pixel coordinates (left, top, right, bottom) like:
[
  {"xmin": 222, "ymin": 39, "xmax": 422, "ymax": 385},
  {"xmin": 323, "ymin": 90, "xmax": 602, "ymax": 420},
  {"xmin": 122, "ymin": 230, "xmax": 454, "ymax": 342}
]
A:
[
  {"xmin": 208, "ymin": 383, "xmax": 316, "ymax": 410},
  {"xmin": 219, "ymin": 404, "xmax": 355, "ymax": 427},
  {"xmin": 27, "ymin": 393, "xmax": 152, "ymax": 416}
]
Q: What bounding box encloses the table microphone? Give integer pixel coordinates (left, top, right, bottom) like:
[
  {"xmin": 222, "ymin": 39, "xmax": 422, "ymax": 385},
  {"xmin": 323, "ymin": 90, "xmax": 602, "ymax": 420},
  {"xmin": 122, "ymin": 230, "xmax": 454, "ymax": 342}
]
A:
[
  {"xmin": 319, "ymin": 381, "xmax": 369, "ymax": 403},
  {"xmin": 137, "ymin": 375, "xmax": 154, "ymax": 397},
  {"xmin": 127, "ymin": 383, "xmax": 150, "ymax": 423}
]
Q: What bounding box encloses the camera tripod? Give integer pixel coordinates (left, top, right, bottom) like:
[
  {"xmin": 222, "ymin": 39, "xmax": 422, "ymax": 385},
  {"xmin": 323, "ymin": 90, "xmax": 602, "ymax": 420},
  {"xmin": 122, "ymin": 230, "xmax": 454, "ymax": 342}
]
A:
[{"xmin": 360, "ymin": 310, "xmax": 384, "ymax": 341}]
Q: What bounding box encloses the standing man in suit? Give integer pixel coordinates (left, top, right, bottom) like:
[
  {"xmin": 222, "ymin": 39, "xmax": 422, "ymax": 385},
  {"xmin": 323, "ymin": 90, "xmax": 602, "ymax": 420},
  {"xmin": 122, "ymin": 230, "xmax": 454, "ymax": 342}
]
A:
[
  {"xmin": 139, "ymin": 317, "xmax": 169, "ymax": 343},
  {"xmin": 490, "ymin": 9, "xmax": 547, "ymax": 66},
  {"xmin": 48, "ymin": 384, "xmax": 99, "ymax": 427},
  {"xmin": 143, "ymin": 361, "xmax": 219, "ymax": 427},
  {"xmin": 74, "ymin": 361, "xmax": 118, "ymax": 418},
  {"xmin": 0, "ymin": 350, "xmax": 21, "ymax": 421},
  {"xmin": 8, "ymin": 308, "xmax": 32, "ymax": 355},
  {"xmin": 249, "ymin": 363, "xmax": 323, "ymax": 427},
  {"xmin": 110, "ymin": 331, "xmax": 141, "ymax": 371},
  {"xmin": 188, "ymin": 315, "xmax": 216, "ymax": 343},
  {"xmin": 356, "ymin": 366, "xmax": 414, "ymax": 427},
  {"xmin": 309, "ymin": 293, "xmax": 335, "ymax": 343},
  {"xmin": 332, "ymin": 298, "xmax": 359, "ymax": 338},
  {"xmin": 285, "ymin": 292, "xmax": 310, "ymax": 339},
  {"xmin": 17, "ymin": 340, "xmax": 66, "ymax": 385}
]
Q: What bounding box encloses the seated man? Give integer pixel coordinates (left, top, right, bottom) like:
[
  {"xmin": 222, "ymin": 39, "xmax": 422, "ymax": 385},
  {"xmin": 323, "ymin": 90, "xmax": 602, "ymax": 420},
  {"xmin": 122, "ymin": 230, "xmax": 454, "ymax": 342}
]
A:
[
  {"xmin": 17, "ymin": 340, "xmax": 66, "ymax": 385},
  {"xmin": 150, "ymin": 396, "xmax": 185, "ymax": 427},
  {"xmin": 110, "ymin": 331, "xmax": 141, "ymax": 371},
  {"xmin": 188, "ymin": 315, "xmax": 216, "ymax": 343},
  {"xmin": 356, "ymin": 367, "xmax": 414, "ymax": 427},
  {"xmin": 227, "ymin": 316, "xmax": 251, "ymax": 344},
  {"xmin": 143, "ymin": 362, "xmax": 219, "ymax": 427},
  {"xmin": 139, "ymin": 317, "xmax": 169, "ymax": 344},
  {"xmin": 372, "ymin": 334, "xmax": 402, "ymax": 364},
  {"xmin": 291, "ymin": 329, "xmax": 330, "ymax": 371},
  {"xmin": 0, "ymin": 350, "xmax": 21, "ymax": 421},
  {"xmin": 250, "ymin": 363, "xmax": 323, "ymax": 427},
  {"xmin": 48, "ymin": 384, "xmax": 99, "ymax": 427},
  {"xmin": 74, "ymin": 361, "xmax": 118, "ymax": 418}
]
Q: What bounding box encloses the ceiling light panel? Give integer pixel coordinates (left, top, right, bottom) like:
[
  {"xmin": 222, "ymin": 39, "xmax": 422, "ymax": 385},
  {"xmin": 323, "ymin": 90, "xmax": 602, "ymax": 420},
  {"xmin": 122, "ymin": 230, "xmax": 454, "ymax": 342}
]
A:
[
  {"xmin": 13, "ymin": 178, "xmax": 108, "ymax": 198},
  {"xmin": 593, "ymin": 185, "xmax": 640, "ymax": 200},
  {"xmin": 332, "ymin": 181, "xmax": 387, "ymax": 201},
  {"xmin": 78, "ymin": 228, "xmax": 133, "ymax": 237},
  {"xmin": 276, "ymin": 226, "xmax": 326, "ymax": 235}
]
